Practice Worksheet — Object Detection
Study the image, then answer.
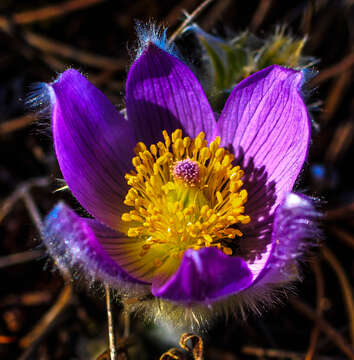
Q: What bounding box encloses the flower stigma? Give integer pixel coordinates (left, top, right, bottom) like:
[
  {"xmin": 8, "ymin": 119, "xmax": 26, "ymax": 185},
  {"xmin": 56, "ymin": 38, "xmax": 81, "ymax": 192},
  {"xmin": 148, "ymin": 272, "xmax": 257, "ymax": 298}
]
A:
[{"xmin": 121, "ymin": 129, "xmax": 250, "ymax": 270}]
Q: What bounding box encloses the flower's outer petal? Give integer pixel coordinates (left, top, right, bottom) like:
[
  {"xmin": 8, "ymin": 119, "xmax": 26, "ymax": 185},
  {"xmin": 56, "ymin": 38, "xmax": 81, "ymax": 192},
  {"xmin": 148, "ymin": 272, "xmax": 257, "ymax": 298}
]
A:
[
  {"xmin": 218, "ymin": 65, "xmax": 310, "ymax": 205},
  {"xmin": 126, "ymin": 43, "xmax": 218, "ymax": 145},
  {"xmin": 253, "ymin": 192, "xmax": 320, "ymax": 286},
  {"xmin": 152, "ymin": 247, "xmax": 253, "ymax": 304},
  {"xmin": 42, "ymin": 203, "xmax": 147, "ymax": 289},
  {"xmin": 49, "ymin": 69, "xmax": 136, "ymax": 229}
]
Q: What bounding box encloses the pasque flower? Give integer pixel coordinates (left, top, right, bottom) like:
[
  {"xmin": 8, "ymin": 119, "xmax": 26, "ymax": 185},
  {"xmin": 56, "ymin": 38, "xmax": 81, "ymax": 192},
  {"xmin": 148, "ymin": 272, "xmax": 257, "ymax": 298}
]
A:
[{"xmin": 41, "ymin": 34, "xmax": 318, "ymax": 325}]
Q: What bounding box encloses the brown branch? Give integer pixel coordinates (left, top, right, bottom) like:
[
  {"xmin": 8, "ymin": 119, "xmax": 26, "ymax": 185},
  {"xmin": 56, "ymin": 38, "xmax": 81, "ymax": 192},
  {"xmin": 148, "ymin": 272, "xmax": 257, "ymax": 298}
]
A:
[
  {"xmin": 305, "ymin": 259, "xmax": 325, "ymax": 360},
  {"xmin": 322, "ymin": 247, "xmax": 354, "ymax": 346},
  {"xmin": 0, "ymin": 114, "xmax": 37, "ymax": 136},
  {"xmin": 23, "ymin": 31, "xmax": 126, "ymax": 71},
  {"xmin": 250, "ymin": 0, "xmax": 273, "ymax": 32},
  {"xmin": 242, "ymin": 346, "xmax": 338, "ymax": 360},
  {"xmin": 164, "ymin": 0, "xmax": 200, "ymax": 28},
  {"xmin": 0, "ymin": 0, "xmax": 105, "ymax": 30},
  {"xmin": 105, "ymin": 284, "xmax": 117, "ymax": 360},
  {"xmin": 329, "ymin": 226, "xmax": 354, "ymax": 249},
  {"xmin": 200, "ymin": 0, "xmax": 231, "ymax": 31},
  {"xmin": 168, "ymin": 0, "xmax": 214, "ymax": 44},
  {"xmin": 290, "ymin": 299, "xmax": 354, "ymax": 359},
  {"xmin": 0, "ymin": 177, "xmax": 50, "ymax": 224},
  {"xmin": 0, "ymin": 249, "xmax": 44, "ymax": 269},
  {"xmin": 18, "ymin": 284, "xmax": 73, "ymax": 358},
  {"xmin": 321, "ymin": 71, "xmax": 352, "ymax": 124},
  {"xmin": 310, "ymin": 52, "xmax": 354, "ymax": 86}
]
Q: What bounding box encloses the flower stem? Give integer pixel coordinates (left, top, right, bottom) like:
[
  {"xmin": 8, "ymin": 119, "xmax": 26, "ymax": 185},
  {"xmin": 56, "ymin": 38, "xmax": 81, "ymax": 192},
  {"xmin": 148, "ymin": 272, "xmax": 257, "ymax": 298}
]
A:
[{"xmin": 105, "ymin": 284, "xmax": 117, "ymax": 360}]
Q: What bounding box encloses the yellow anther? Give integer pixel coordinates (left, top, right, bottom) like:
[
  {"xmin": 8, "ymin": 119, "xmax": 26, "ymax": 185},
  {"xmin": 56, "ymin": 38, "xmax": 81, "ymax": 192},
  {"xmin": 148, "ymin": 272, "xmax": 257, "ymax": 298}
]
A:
[
  {"xmin": 223, "ymin": 247, "xmax": 233, "ymax": 256},
  {"xmin": 171, "ymin": 129, "xmax": 182, "ymax": 142},
  {"xmin": 121, "ymin": 129, "xmax": 250, "ymax": 265},
  {"xmin": 134, "ymin": 142, "xmax": 147, "ymax": 154},
  {"xmin": 150, "ymin": 144, "xmax": 158, "ymax": 157}
]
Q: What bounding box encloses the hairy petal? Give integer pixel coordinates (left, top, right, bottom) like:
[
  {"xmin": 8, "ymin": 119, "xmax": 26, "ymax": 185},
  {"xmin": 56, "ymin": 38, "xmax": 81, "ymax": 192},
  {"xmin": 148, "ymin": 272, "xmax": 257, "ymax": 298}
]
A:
[
  {"xmin": 49, "ymin": 69, "xmax": 136, "ymax": 229},
  {"xmin": 42, "ymin": 203, "xmax": 145, "ymax": 289},
  {"xmin": 254, "ymin": 193, "xmax": 320, "ymax": 286},
  {"xmin": 152, "ymin": 247, "xmax": 253, "ymax": 304},
  {"xmin": 218, "ymin": 65, "xmax": 311, "ymax": 207},
  {"xmin": 126, "ymin": 43, "xmax": 217, "ymax": 145}
]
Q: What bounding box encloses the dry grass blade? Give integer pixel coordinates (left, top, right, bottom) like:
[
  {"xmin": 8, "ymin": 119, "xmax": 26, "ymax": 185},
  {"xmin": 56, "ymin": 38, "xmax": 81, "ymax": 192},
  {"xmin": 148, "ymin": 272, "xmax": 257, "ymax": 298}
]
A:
[
  {"xmin": 18, "ymin": 284, "xmax": 73, "ymax": 359},
  {"xmin": 200, "ymin": 0, "xmax": 231, "ymax": 31},
  {"xmin": 0, "ymin": 114, "xmax": 37, "ymax": 136},
  {"xmin": 321, "ymin": 71, "xmax": 352, "ymax": 124},
  {"xmin": 329, "ymin": 226, "xmax": 354, "ymax": 249},
  {"xmin": 159, "ymin": 348, "xmax": 185, "ymax": 360},
  {"xmin": 0, "ymin": 249, "xmax": 44, "ymax": 269},
  {"xmin": 105, "ymin": 284, "xmax": 117, "ymax": 360},
  {"xmin": 290, "ymin": 298, "xmax": 354, "ymax": 359},
  {"xmin": 0, "ymin": 0, "xmax": 105, "ymax": 30},
  {"xmin": 322, "ymin": 247, "xmax": 354, "ymax": 346},
  {"xmin": 305, "ymin": 259, "xmax": 325, "ymax": 360},
  {"xmin": 250, "ymin": 0, "xmax": 273, "ymax": 32},
  {"xmin": 324, "ymin": 121, "xmax": 354, "ymax": 163},
  {"xmin": 179, "ymin": 333, "xmax": 204, "ymax": 360},
  {"xmin": 164, "ymin": 0, "xmax": 200, "ymax": 27},
  {"xmin": 168, "ymin": 0, "xmax": 214, "ymax": 44},
  {"xmin": 0, "ymin": 177, "xmax": 50, "ymax": 224},
  {"xmin": 23, "ymin": 32, "xmax": 126, "ymax": 71},
  {"xmin": 310, "ymin": 52, "xmax": 354, "ymax": 86}
]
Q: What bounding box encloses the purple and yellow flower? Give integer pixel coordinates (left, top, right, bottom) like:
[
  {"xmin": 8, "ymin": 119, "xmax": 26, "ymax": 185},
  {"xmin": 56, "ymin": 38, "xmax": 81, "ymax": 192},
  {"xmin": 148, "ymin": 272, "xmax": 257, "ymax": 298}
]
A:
[{"xmin": 41, "ymin": 36, "xmax": 318, "ymax": 325}]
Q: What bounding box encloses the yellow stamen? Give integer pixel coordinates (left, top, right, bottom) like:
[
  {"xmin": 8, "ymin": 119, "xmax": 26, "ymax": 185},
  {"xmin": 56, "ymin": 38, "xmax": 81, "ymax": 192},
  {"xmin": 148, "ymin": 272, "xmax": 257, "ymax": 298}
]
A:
[{"xmin": 121, "ymin": 129, "xmax": 250, "ymax": 266}]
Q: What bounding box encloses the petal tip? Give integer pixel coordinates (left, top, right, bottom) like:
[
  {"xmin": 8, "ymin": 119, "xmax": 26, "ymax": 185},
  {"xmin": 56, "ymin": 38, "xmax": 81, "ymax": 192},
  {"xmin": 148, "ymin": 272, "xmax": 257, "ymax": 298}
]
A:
[{"xmin": 135, "ymin": 22, "xmax": 177, "ymax": 60}]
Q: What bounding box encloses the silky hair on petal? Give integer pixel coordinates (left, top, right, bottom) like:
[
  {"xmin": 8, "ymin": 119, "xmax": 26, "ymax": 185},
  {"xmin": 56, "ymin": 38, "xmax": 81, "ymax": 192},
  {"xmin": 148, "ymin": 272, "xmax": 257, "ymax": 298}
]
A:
[{"xmin": 134, "ymin": 21, "xmax": 177, "ymax": 59}]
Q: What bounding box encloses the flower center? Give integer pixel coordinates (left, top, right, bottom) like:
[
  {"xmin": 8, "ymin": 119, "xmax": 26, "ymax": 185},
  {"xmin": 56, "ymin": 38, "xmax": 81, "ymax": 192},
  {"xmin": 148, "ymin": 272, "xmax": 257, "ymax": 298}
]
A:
[
  {"xmin": 121, "ymin": 129, "xmax": 250, "ymax": 266},
  {"xmin": 173, "ymin": 159, "xmax": 201, "ymax": 186}
]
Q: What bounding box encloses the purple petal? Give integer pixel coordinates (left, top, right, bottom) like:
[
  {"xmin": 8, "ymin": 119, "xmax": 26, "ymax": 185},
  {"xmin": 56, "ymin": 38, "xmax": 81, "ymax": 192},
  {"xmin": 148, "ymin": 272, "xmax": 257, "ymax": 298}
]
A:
[
  {"xmin": 42, "ymin": 203, "xmax": 146, "ymax": 288},
  {"xmin": 254, "ymin": 193, "xmax": 320, "ymax": 286},
  {"xmin": 49, "ymin": 69, "xmax": 136, "ymax": 229},
  {"xmin": 152, "ymin": 247, "xmax": 253, "ymax": 304},
  {"xmin": 218, "ymin": 65, "xmax": 310, "ymax": 208},
  {"xmin": 126, "ymin": 43, "xmax": 217, "ymax": 145}
]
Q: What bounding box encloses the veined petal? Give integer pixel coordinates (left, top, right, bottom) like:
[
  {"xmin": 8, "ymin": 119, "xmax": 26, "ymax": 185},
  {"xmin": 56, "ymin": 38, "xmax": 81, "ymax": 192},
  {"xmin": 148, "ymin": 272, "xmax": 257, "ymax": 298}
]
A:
[
  {"xmin": 218, "ymin": 65, "xmax": 310, "ymax": 207},
  {"xmin": 152, "ymin": 247, "xmax": 253, "ymax": 304},
  {"xmin": 50, "ymin": 69, "xmax": 136, "ymax": 229},
  {"xmin": 42, "ymin": 203, "xmax": 145, "ymax": 288},
  {"xmin": 126, "ymin": 43, "xmax": 218, "ymax": 145},
  {"xmin": 254, "ymin": 192, "xmax": 320, "ymax": 286}
]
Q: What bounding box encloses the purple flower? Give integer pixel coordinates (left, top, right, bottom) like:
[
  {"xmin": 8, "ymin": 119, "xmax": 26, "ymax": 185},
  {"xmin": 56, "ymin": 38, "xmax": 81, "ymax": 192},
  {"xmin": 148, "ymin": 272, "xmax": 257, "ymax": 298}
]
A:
[{"xmin": 41, "ymin": 39, "xmax": 318, "ymax": 323}]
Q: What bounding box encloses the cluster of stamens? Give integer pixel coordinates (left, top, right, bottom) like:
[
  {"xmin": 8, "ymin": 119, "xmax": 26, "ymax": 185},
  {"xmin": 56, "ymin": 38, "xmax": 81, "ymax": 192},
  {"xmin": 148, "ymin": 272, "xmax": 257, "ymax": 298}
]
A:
[{"xmin": 121, "ymin": 129, "xmax": 250, "ymax": 267}]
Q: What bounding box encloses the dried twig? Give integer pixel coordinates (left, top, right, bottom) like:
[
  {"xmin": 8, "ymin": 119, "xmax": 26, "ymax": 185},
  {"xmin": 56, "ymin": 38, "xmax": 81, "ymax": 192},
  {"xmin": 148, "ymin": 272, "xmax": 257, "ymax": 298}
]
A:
[
  {"xmin": 0, "ymin": 177, "xmax": 50, "ymax": 224},
  {"xmin": 179, "ymin": 333, "xmax": 203, "ymax": 360},
  {"xmin": 329, "ymin": 226, "xmax": 354, "ymax": 249},
  {"xmin": 23, "ymin": 31, "xmax": 127, "ymax": 71},
  {"xmin": 0, "ymin": 114, "xmax": 37, "ymax": 136},
  {"xmin": 0, "ymin": 249, "xmax": 44, "ymax": 269},
  {"xmin": 200, "ymin": 0, "xmax": 231, "ymax": 31},
  {"xmin": 18, "ymin": 284, "xmax": 73, "ymax": 358},
  {"xmin": 0, "ymin": 0, "xmax": 105, "ymax": 30},
  {"xmin": 250, "ymin": 0, "xmax": 273, "ymax": 32},
  {"xmin": 164, "ymin": 0, "xmax": 200, "ymax": 27},
  {"xmin": 242, "ymin": 345, "xmax": 339, "ymax": 360},
  {"xmin": 22, "ymin": 190, "xmax": 43, "ymax": 232},
  {"xmin": 321, "ymin": 71, "xmax": 352, "ymax": 124},
  {"xmin": 105, "ymin": 284, "xmax": 117, "ymax": 360},
  {"xmin": 305, "ymin": 259, "xmax": 325, "ymax": 360},
  {"xmin": 322, "ymin": 247, "xmax": 354, "ymax": 346},
  {"xmin": 290, "ymin": 298, "xmax": 354, "ymax": 359},
  {"xmin": 310, "ymin": 52, "xmax": 354, "ymax": 86},
  {"xmin": 168, "ymin": 0, "xmax": 214, "ymax": 44}
]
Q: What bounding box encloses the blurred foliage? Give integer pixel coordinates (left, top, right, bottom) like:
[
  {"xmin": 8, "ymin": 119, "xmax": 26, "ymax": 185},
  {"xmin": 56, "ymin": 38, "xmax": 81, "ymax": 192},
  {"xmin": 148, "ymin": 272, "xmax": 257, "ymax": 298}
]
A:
[{"xmin": 190, "ymin": 26, "xmax": 316, "ymax": 109}]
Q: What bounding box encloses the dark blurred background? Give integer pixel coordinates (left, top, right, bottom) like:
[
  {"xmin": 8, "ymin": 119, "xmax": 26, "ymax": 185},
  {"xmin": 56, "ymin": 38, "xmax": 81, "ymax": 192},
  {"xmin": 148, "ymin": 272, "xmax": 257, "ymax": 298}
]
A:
[{"xmin": 0, "ymin": 0, "xmax": 353, "ymax": 359}]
